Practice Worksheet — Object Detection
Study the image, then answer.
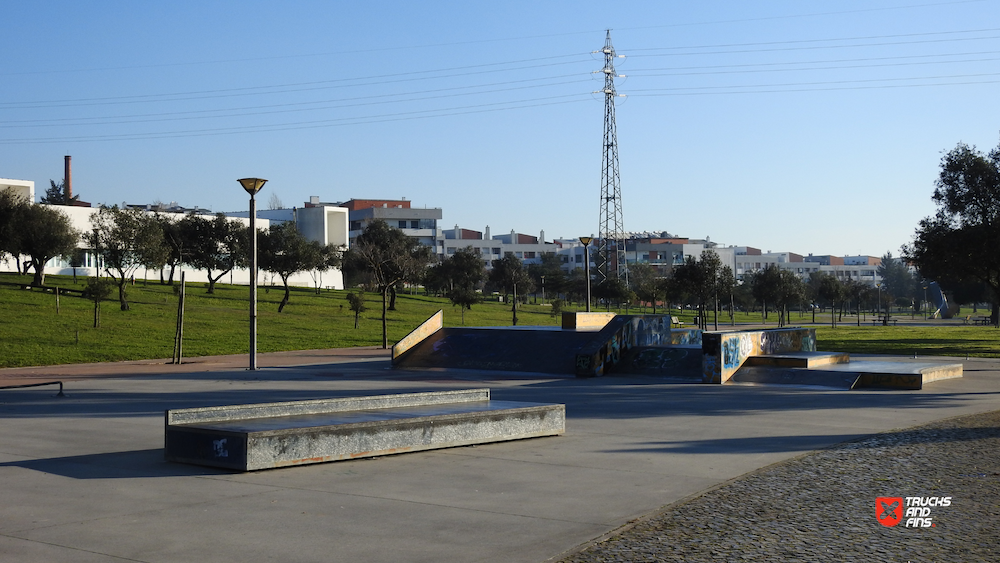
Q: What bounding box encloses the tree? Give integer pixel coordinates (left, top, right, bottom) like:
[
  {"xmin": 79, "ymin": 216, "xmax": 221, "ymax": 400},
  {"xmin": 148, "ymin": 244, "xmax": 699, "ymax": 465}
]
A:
[
  {"xmin": 715, "ymin": 265, "xmax": 736, "ymax": 328},
  {"xmin": 905, "ymin": 139, "xmax": 1000, "ymax": 325},
  {"xmin": 877, "ymin": 252, "xmax": 913, "ymax": 311},
  {"xmin": 153, "ymin": 213, "xmax": 185, "ymax": 285},
  {"xmin": 87, "ymin": 206, "xmax": 167, "ymax": 311},
  {"xmin": 346, "ymin": 290, "xmax": 366, "ymax": 329},
  {"xmin": 0, "ymin": 190, "xmax": 28, "ymax": 269},
  {"xmin": 593, "ymin": 277, "xmax": 635, "ymax": 311},
  {"xmin": 817, "ymin": 272, "xmax": 844, "ymax": 327},
  {"xmin": 629, "ymin": 263, "xmax": 662, "ymax": 313},
  {"xmin": 443, "ymin": 247, "xmax": 485, "ymax": 324},
  {"xmin": 40, "ymin": 179, "xmax": 79, "ymax": 206},
  {"xmin": 489, "ymin": 253, "xmax": 533, "ymax": 325},
  {"xmin": 258, "ymin": 222, "xmax": 339, "ymax": 313},
  {"xmin": 180, "ymin": 213, "xmax": 248, "ymax": 294},
  {"xmin": 267, "ymin": 193, "xmax": 284, "ymax": 210},
  {"xmin": 748, "ymin": 265, "xmax": 804, "ymax": 327},
  {"xmin": 18, "ymin": 204, "xmax": 80, "ymax": 287},
  {"xmin": 344, "ymin": 220, "xmax": 431, "ymax": 347},
  {"xmin": 84, "ymin": 276, "xmax": 113, "ymax": 328},
  {"xmin": 526, "ymin": 253, "xmax": 566, "ymax": 301},
  {"xmin": 672, "ymin": 250, "xmax": 722, "ymax": 327}
]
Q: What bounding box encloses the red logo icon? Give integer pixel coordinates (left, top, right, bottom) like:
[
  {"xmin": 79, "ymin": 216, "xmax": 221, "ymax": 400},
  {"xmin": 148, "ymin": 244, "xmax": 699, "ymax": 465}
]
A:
[{"xmin": 876, "ymin": 497, "xmax": 903, "ymax": 527}]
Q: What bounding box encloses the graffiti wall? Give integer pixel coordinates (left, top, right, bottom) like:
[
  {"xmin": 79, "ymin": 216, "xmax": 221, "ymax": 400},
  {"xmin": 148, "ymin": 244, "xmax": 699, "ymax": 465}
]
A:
[
  {"xmin": 702, "ymin": 327, "xmax": 817, "ymax": 383},
  {"xmin": 574, "ymin": 315, "xmax": 702, "ymax": 377}
]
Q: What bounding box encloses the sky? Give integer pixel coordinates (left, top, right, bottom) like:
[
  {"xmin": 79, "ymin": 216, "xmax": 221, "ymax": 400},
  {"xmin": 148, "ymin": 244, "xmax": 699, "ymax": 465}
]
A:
[{"xmin": 3, "ymin": 1, "xmax": 1000, "ymax": 258}]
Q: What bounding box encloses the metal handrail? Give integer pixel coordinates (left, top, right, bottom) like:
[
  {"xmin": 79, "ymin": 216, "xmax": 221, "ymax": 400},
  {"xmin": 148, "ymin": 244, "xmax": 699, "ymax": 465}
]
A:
[{"xmin": 0, "ymin": 381, "xmax": 65, "ymax": 397}]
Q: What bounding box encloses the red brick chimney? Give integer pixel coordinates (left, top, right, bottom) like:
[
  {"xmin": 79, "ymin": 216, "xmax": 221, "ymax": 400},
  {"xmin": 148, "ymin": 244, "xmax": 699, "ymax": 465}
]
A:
[{"xmin": 64, "ymin": 155, "xmax": 72, "ymax": 201}]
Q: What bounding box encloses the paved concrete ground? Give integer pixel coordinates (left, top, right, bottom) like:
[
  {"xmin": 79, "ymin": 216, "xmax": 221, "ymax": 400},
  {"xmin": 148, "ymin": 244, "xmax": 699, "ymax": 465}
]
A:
[{"xmin": 1, "ymin": 350, "xmax": 999, "ymax": 562}]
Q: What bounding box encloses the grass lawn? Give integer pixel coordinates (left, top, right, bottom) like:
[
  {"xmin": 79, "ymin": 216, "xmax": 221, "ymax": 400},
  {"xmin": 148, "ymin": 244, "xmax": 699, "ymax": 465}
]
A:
[
  {"xmin": 0, "ymin": 273, "xmax": 591, "ymax": 368},
  {"xmin": 2, "ymin": 273, "xmax": 998, "ymax": 368}
]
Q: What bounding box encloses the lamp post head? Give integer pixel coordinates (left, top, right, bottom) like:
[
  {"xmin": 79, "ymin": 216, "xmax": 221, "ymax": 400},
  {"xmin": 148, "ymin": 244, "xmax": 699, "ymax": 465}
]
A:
[
  {"xmin": 238, "ymin": 178, "xmax": 268, "ymax": 196},
  {"xmin": 579, "ymin": 236, "xmax": 593, "ymax": 246}
]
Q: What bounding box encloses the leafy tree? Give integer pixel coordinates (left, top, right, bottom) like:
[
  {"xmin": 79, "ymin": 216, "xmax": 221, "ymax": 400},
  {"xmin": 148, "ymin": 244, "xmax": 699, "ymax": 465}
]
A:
[
  {"xmin": 346, "ymin": 290, "xmax": 366, "ymax": 329},
  {"xmin": 877, "ymin": 252, "xmax": 913, "ymax": 309},
  {"xmin": 422, "ymin": 258, "xmax": 450, "ymax": 297},
  {"xmin": 672, "ymin": 250, "xmax": 722, "ymax": 327},
  {"xmin": 0, "ymin": 190, "xmax": 28, "ymax": 269},
  {"xmin": 152, "ymin": 213, "xmax": 185, "ymax": 285},
  {"xmin": 69, "ymin": 248, "xmax": 87, "ymax": 283},
  {"xmin": 83, "ymin": 276, "xmax": 113, "ymax": 328},
  {"xmin": 180, "ymin": 213, "xmax": 248, "ymax": 294},
  {"xmin": 344, "ymin": 220, "xmax": 432, "ymax": 347},
  {"xmin": 593, "ymin": 277, "xmax": 635, "ymax": 311},
  {"xmin": 18, "ymin": 204, "xmax": 79, "ymax": 287},
  {"xmin": 258, "ymin": 222, "xmax": 339, "ymax": 313},
  {"xmin": 489, "ymin": 253, "xmax": 533, "ymax": 325},
  {"xmin": 443, "ymin": 247, "xmax": 485, "ymax": 324},
  {"xmin": 629, "ymin": 262, "xmax": 662, "ymax": 313},
  {"xmin": 87, "ymin": 206, "xmax": 168, "ymax": 311},
  {"xmin": 715, "ymin": 265, "xmax": 736, "ymax": 327},
  {"xmin": 905, "ymin": 139, "xmax": 1000, "ymax": 325},
  {"xmin": 40, "ymin": 179, "xmax": 79, "ymax": 206},
  {"xmin": 526, "ymin": 253, "xmax": 566, "ymax": 300},
  {"xmin": 817, "ymin": 273, "xmax": 844, "ymax": 327},
  {"xmin": 748, "ymin": 265, "xmax": 804, "ymax": 327}
]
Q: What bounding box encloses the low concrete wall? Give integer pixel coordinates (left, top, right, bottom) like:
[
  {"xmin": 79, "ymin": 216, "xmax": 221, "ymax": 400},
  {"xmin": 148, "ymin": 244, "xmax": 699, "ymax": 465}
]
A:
[
  {"xmin": 702, "ymin": 327, "xmax": 817, "ymax": 384},
  {"xmin": 165, "ymin": 389, "xmax": 565, "ymax": 471},
  {"xmin": 574, "ymin": 315, "xmax": 695, "ymax": 377}
]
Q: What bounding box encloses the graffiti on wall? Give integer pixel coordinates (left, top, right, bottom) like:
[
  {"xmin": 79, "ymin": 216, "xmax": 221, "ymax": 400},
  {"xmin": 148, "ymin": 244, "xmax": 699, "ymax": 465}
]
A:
[
  {"xmin": 703, "ymin": 327, "xmax": 817, "ymax": 383},
  {"xmin": 576, "ymin": 314, "xmax": 697, "ymax": 377}
]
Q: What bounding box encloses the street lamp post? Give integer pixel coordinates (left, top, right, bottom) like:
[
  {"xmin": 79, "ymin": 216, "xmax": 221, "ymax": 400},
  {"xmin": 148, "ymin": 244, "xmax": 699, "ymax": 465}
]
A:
[
  {"xmin": 238, "ymin": 178, "xmax": 267, "ymax": 370},
  {"xmin": 580, "ymin": 236, "xmax": 593, "ymax": 312}
]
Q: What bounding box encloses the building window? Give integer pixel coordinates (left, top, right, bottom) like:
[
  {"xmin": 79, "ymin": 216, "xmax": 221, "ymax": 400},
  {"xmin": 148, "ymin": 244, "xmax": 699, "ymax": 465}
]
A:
[
  {"xmin": 446, "ymin": 247, "xmax": 456, "ymax": 254},
  {"xmin": 398, "ymin": 221, "xmax": 407, "ymax": 229},
  {"xmin": 410, "ymin": 220, "xmax": 419, "ymax": 229},
  {"xmin": 575, "ymin": 255, "xmax": 582, "ymax": 263},
  {"xmin": 492, "ymin": 247, "xmax": 501, "ymax": 255},
  {"xmin": 525, "ymin": 252, "xmax": 535, "ymax": 259}
]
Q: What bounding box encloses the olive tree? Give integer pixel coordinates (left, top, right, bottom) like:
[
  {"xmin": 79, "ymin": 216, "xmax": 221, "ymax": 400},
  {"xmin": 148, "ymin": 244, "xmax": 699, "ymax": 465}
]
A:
[{"xmin": 87, "ymin": 206, "xmax": 167, "ymax": 310}]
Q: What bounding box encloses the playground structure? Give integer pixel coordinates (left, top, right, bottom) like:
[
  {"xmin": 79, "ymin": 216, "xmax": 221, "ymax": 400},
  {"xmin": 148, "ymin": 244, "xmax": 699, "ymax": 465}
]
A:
[{"xmin": 393, "ymin": 312, "xmax": 962, "ymax": 390}]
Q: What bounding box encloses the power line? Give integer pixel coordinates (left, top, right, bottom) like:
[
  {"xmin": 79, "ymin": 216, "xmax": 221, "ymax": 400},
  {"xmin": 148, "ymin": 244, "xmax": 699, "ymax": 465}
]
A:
[
  {"xmin": 0, "ymin": 94, "xmax": 592, "ymax": 144},
  {"xmin": 0, "ymin": 75, "xmax": 592, "ymax": 127},
  {"xmin": 0, "ymin": 54, "xmax": 592, "ymax": 109}
]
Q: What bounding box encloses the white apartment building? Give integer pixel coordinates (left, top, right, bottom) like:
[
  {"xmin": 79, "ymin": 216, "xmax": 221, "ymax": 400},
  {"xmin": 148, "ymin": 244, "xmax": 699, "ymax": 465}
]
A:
[{"xmin": 0, "ymin": 179, "xmax": 348, "ymax": 289}]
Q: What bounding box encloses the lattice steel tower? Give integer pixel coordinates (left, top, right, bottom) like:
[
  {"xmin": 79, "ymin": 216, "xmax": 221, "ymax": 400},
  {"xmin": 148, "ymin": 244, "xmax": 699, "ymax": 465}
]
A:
[{"xmin": 596, "ymin": 30, "xmax": 627, "ymax": 284}]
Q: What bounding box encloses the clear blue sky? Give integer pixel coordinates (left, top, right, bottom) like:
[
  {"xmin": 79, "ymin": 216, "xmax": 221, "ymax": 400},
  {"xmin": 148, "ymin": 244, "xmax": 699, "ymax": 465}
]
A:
[{"xmin": 4, "ymin": 1, "xmax": 999, "ymax": 258}]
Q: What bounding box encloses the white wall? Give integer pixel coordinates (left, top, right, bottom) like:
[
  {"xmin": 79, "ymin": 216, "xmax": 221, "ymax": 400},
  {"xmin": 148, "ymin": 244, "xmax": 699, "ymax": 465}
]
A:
[{"xmin": 0, "ymin": 202, "xmax": 346, "ymax": 290}]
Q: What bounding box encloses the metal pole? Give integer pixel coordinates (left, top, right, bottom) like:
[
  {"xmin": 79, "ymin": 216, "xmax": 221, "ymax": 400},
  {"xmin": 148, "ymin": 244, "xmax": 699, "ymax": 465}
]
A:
[
  {"xmin": 584, "ymin": 243, "xmax": 592, "ymax": 312},
  {"xmin": 249, "ymin": 194, "xmax": 257, "ymax": 371}
]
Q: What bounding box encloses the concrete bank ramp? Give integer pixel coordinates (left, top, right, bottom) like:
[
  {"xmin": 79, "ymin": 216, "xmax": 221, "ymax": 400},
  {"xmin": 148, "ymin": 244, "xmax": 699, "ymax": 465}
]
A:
[{"xmin": 393, "ymin": 326, "xmax": 598, "ymax": 374}]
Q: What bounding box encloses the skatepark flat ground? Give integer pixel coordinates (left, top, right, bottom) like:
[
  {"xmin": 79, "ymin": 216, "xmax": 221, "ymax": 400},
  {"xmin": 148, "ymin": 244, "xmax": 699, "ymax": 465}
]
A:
[{"xmin": 1, "ymin": 349, "xmax": 998, "ymax": 562}]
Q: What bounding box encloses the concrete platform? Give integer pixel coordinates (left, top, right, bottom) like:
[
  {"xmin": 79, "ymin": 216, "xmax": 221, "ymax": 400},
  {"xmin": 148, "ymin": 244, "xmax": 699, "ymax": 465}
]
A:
[
  {"xmin": 165, "ymin": 389, "xmax": 565, "ymax": 471},
  {"xmin": 729, "ymin": 360, "xmax": 964, "ymax": 390},
  {"xmin": 743, "ymin": 351, "xmax": 850, "ymax": 368}
]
